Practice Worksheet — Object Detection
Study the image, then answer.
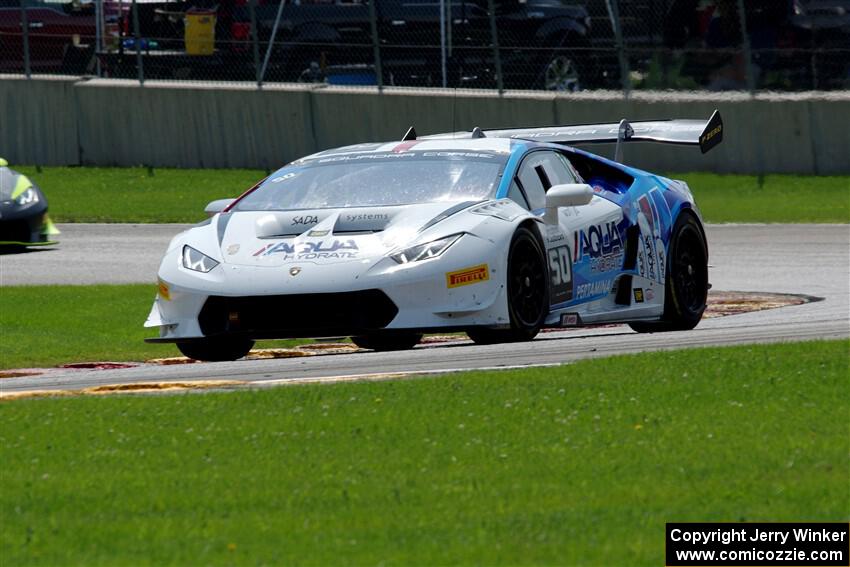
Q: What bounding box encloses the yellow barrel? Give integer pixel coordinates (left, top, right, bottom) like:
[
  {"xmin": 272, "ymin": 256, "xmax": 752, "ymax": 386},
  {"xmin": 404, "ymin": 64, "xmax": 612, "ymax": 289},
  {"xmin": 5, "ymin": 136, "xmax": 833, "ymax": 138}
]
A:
[{"xmin": 185, "ymin": 10, "xmax": 216, "ymax": 55}]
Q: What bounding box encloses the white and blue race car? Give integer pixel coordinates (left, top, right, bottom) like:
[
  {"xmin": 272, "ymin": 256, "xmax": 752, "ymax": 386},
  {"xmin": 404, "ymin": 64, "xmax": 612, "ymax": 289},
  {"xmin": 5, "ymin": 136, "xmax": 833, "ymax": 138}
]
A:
[{"xmin": 145, "ymin": 112, "xmax": 723, "ymax": 361}]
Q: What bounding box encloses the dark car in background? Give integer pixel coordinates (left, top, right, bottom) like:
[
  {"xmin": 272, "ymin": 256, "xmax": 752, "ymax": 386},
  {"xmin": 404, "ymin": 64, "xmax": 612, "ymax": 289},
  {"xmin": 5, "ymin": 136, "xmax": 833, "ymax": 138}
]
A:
[
  {"xmin": 243, "ymin": 0, "xmax": 595, "ymax": 90},
  {"xmin": 232, "ymin": 0, "xmax": 849, "ymax": 90},
  {"xmin": 6, "ymin": 0, "xmax": 846, "ymax": 89},
  {"xmin": 786, "ymin": 0, "xmax": 850, "ymax": 89},
  {"xmin": 91, "ymin": 0, "xmax": 596, "ymax": 88},
  {"xmin": 658, "ymin": 0, "xmax": 850, "ymax": 89},
  {"xmin": 0, "ymin": 0, "xmax": 96, "ymax": 73},
  {"xmin": 0, "ymin": 0, "xmax": 191, "ymax": 75},
  {"xmin": 0, "ymin": 159, "xmax": 59, "ymax": 249}
]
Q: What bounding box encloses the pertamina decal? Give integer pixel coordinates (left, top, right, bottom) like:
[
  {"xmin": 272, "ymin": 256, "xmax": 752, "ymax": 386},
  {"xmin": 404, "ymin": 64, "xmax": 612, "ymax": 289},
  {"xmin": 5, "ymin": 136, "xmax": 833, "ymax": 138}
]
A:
[
  {"xmin": 446, "ymin": 264, "xmax": 489, "ymax": 288},
  {"xmin": 575, "ymin": 278, "xmax": 613, "ymax": 300}
]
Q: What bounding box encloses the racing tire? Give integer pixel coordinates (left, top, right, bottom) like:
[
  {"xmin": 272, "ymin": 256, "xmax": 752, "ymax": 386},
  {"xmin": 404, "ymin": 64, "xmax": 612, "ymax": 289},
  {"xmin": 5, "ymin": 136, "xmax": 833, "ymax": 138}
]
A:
[
  {"xmin": 176, "ymin": 337, "xmax": 255, "ymax": 362},
  {"xmin": 351, "ymin": 333, "xmax": 422, "ymax": 351},
  {"xmin": 467, "ymin": 227, "xmax": 548, "ymax": 345},
  {"xmin": 629, "ymin": 213, "xmax": 708, "ymax": 333}
]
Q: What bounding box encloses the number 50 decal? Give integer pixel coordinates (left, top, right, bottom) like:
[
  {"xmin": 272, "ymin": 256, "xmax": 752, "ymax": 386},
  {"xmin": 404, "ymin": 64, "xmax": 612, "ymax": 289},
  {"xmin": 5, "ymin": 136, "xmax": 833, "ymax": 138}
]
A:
[{"xmin": 548, "ymin": 245, "xmax": 573, "ymax": 304}]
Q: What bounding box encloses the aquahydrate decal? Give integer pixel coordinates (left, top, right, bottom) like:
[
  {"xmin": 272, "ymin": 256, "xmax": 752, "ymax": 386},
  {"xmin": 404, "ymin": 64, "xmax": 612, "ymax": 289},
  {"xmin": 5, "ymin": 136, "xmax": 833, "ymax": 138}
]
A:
[
  {"xmin": 254, "ymin": 239, "xmax": 359, "ymax": 260},
  {"xmin": 573, "ymin": 221, "xmax": 624, "ymax": 273}
]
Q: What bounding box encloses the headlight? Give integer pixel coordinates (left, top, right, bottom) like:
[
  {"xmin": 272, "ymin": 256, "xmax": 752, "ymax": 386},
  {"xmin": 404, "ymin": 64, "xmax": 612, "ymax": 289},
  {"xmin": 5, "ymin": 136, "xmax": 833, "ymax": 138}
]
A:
[
  {"xmin": 390, "ymin": 234, "xmax": 462, "ymax": 264},
  {"xmin": 14, "ymin": 188, "xmax": 39, "ymax": 206},
  {"xmin": 182, "ymin": 245, "xmax": 219, "ymax": 273}
]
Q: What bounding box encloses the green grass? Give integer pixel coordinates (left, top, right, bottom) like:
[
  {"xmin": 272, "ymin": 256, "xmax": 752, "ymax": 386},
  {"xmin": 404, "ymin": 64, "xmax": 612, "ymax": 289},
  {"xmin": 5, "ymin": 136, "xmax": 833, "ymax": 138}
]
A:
[
  {"xmin": 677, "ymin": 173, "xmax": 850, "ymax": 223},
  {"xmin": 15, "ymin": 166, "xmax": 265, "ymax": 224},
  {"xmin": 1, "ymin": 340, "xmax": 847, "ymax": 565},
  {"xmin": 0, "ymin": 285, "xmax": 306, "ymax": 369},
  {"xmin": 13, "ymin": 166, "xmax": 850, "ymax": 224}
]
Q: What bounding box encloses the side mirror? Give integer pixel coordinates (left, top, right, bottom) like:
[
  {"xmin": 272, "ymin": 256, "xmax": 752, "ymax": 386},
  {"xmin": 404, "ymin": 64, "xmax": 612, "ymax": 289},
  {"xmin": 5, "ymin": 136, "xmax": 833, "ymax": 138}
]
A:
[
  {"xmin": 204, "ymin": 198, "xmax": 235, "ymax": 217},
  {"xmin": 543, "ymin": 183, "xmax": 593, "ymax": 223}
]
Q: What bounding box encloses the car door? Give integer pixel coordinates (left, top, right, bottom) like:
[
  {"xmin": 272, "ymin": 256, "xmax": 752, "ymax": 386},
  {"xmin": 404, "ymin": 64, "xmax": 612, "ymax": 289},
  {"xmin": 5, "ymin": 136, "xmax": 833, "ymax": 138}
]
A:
[
  {"xmin": 509, "ymin": 149, "xmax": 625, "ymax": 308},
  {"xmin": 549, "ymin": 152, "xmax": 626, "ymax": 306}
]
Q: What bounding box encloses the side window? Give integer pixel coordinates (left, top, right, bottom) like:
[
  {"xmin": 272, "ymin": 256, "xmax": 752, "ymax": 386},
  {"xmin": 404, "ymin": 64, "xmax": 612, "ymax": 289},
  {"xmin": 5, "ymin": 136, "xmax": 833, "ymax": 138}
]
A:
[
  {"xmin": 517, "ymin": 155, "xmax": 547, "ymax": 211},
  {"xmin": 537, "ymin": 152, "xmax": 578, "ymax": 186},
  {"xmin": 507, "ymin": 178, "xmax": 530, "ymax": 210},
  {"xmin": 516, "ymin": 150, "xmax": 576, "ymax": 211},
  {"xmin": 551, "ymin": 153, "xmax": 581, "ymax": 185}
]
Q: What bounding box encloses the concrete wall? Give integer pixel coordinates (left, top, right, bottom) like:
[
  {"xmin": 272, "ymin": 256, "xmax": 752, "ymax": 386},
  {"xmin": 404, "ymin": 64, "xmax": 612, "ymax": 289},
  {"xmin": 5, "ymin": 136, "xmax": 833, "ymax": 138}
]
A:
[
  {"xmin": 0, "ymin": 76, "xmax": 80, "ymax": 166},
  {"xmin": 2, "ymin": 76, "xmax": 849, "ymax": 174},
  {"xmin": 73, "ymin": 80, "xmax": 316, "ymax": 169}
]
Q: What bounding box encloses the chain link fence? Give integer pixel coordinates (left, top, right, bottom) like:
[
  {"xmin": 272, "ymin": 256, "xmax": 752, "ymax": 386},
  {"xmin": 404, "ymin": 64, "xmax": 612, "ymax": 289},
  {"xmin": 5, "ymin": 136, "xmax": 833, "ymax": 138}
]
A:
[{"xmin": 2, "ymin": 0, "xmax": 849, "ymax": 91}]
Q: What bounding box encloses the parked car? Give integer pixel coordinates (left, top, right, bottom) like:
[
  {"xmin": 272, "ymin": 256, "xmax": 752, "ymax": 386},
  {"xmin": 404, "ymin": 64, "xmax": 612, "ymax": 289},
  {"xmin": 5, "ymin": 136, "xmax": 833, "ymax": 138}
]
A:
[
  {"xmin": 661, "ymin": 0, "xmax": 850, "ymax": 89},
  {"xmin": 0, "ymin": 0, "xmax": 96, "ymax": 73},
  {"xmin": 0, "ymin": 0, "xmax": 192, "ymax": 75},
  {"xmin": 240, "ymin": 0, "xmax": 597, "ymax": 90}
]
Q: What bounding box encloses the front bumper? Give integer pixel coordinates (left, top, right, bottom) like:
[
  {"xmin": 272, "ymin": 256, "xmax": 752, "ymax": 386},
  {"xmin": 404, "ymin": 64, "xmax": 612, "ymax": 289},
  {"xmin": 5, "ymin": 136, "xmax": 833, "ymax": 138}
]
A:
[
  {"xmin": 145, "ymin": 234, "xmax": 510, "ymax": 341},
  {"xmin": 0, "ymin": 209, "xmax": 59, "ymax": 246}
]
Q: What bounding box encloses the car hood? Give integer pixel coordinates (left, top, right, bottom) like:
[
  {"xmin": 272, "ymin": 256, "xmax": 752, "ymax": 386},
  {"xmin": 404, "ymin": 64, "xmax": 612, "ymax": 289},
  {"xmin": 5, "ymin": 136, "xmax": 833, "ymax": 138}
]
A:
[{"xmin": 215, "ymin": 201, "xmax": 480, "ymax": 267}]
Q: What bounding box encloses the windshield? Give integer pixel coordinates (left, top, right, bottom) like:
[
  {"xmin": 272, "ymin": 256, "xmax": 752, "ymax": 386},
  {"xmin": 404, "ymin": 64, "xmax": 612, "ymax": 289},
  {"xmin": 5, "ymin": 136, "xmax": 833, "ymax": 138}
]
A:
[{"xmin": 233, "ymin": 151, "xmax": 507, "ymax": 211}]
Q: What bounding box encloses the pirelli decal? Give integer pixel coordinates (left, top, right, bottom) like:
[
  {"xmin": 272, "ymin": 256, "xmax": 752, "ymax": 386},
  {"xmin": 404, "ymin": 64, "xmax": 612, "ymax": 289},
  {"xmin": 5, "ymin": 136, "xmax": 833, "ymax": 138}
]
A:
[{"xmin": 446, "ymin": 264, "xmax": 489, "ymax": 288}]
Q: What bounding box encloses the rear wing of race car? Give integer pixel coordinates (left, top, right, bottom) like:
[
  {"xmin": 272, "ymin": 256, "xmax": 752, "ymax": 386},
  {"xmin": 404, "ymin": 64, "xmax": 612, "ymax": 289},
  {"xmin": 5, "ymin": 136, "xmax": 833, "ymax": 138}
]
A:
[{"xmin": 482, "ymin": 109, "xmax": 723, "ymax": 161}]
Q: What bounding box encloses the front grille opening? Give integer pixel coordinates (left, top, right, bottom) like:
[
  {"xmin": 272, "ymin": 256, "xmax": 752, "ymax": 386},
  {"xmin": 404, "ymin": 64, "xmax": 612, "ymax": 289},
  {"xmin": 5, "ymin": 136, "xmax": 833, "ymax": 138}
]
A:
[
  {"xmin": 0, "ymin": 219, "xmax": 34, "ymax": 243},
  {"xmin": 198, "ymin": 289, "xmax": 398, "ymax": 338}
]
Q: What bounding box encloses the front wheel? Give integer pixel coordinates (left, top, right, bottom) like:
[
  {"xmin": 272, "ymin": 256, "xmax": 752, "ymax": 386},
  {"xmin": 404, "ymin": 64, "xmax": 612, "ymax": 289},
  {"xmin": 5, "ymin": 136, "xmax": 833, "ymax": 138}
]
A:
[
  {"xmin": 467, "ymin": 227, "xmax": 548, "ymax": 345},
  {"xmin": 629, "ymin": 213, "xmax": 708, "ymax": 333},
  {"xmin": 351, "ymin": 333, "xmax": 422, "ymax": 351},
  {"xmin": 176, "ymin": 337, "xmax": 254, "ymax": 362}
]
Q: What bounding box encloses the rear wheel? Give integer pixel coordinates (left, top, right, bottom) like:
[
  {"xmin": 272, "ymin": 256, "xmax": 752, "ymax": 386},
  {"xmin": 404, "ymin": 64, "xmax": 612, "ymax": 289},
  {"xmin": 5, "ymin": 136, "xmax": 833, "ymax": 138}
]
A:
[
  {"xmin": 535, "ymin": 33, "xmax": 593, "ymax": 91},
  {"xmin": 629, "ymin": 213, "xmax": 708, "ymax": 333},
  {"xmin": 542, "ymin": 54, "xmax": 582, "ymax": 92},
  {"xmin": 467, "ymin": 227, "xmax": 548, "ymax": 345},
  {"xmin": 351, "ymin": 332, "xmax": 422, "ymax": 351},
  {"xmin": 177, "ymin": 337, "xmax": 254, "ymax": 362}
]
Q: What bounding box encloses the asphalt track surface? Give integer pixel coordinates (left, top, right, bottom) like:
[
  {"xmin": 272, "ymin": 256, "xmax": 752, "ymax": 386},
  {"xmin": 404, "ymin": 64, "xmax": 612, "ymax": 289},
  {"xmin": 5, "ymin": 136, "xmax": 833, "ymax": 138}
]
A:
[{"xmin": 1, "ymin": 224, "xmax": 848, "ymax": 394}]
